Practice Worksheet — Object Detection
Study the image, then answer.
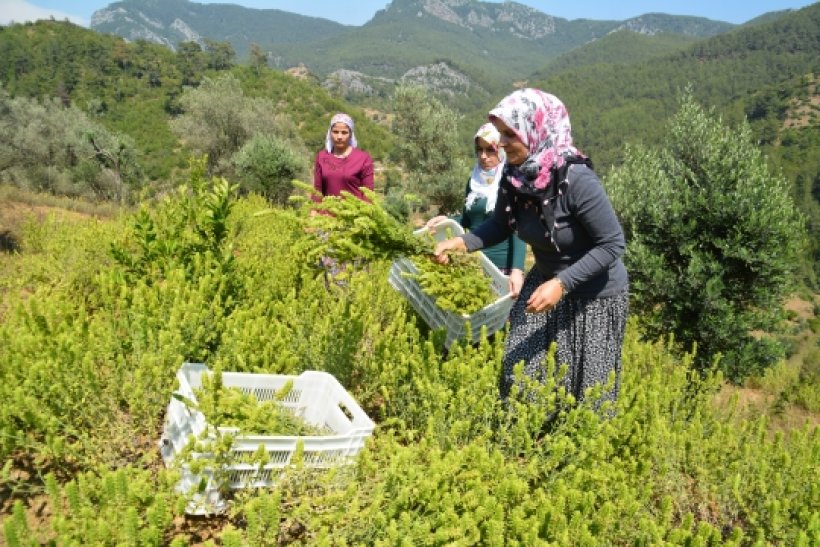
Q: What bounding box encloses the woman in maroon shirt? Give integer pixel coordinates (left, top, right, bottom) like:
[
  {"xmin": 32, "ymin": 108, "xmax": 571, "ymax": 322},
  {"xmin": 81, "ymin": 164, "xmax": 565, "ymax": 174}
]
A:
[
  {"xmin": 313, "ymin": 112, "xmax": 374, "ymax": 203},
  {"xmin": 312, "ymin": 113, "xmax": 374, "ymax": 286}
]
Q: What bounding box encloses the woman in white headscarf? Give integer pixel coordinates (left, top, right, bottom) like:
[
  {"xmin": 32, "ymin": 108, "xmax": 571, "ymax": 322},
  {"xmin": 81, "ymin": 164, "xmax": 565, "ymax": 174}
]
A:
[
  {"xmin": 427, "ymin": 123, "xmax": 526, "ymax": 297},
  {"xmin": 312, "ymin": 112, "xmax": 375, "ymax": 285},
  {"xmin": 434, "ymin": 89, "xmax": 629, "ymax": 413},
  {"xmin": 313, "ymin": 112, "xmax": 374, "ymax": 203}
]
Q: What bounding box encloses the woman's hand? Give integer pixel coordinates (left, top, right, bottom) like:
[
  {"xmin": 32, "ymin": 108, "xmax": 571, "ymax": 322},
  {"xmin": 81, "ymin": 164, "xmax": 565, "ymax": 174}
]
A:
[
  {"xmin": 508, "ymin": 268, "xmax": 524, "ymax": 298},
  {"xmin": 425, "ymin": 215, "xmax": 448, "ymax": 232},
  {"xmin": 433, "ymin": 237, "xmax": 467, "ymax": 264},
  {"xmin": 525, "ymin": 278, "xmax": 565, "ymax": 313}
]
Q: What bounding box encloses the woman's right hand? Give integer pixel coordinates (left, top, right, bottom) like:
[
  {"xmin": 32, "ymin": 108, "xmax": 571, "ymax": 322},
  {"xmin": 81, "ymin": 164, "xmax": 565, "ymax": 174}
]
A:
[
  {"xmin": 425, "ymin": 215, "xmax": 448, "ymax": 232},
  {"xmin": 433, "ymin": 237, "xmax": 467, "ymax": 264},
  {"xmin": 525, "ymin": 278, "xmax": 564, "ymax": 313}
]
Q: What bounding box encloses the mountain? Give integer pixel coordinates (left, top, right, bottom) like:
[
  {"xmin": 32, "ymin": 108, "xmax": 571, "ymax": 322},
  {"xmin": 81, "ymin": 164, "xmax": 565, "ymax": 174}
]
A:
[
  {"xmin": 608, "ymin": 13, "xmax": 734, "ymax": 36},
  {"xmin": 91, "ymin": 0, "xmax": 349, "ymax": 56},
  {"xmin": 90, "ymin": 0, "xmax": 737, "ymax": 108},
  {"xmin": 530, "ymin": 29, "xmax": 702, "ymax": 77},
  {"xmin": 522, "ymin": 2, "xmax": 820, "ymax": 172},
  {"xmin": 741, "ymin": 10, "xmax": 796, "ymax": 27}
]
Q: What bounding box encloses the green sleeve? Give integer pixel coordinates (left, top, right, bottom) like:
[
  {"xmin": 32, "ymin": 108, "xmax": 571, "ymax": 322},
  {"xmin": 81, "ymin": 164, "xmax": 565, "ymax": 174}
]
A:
[
  {"xmin": 510, "ymin": 233, "xmax": 526, "ymax": 270},
  {"xmin": 455, "ymin": 179, "xmax": 471, "ymax": 229}
]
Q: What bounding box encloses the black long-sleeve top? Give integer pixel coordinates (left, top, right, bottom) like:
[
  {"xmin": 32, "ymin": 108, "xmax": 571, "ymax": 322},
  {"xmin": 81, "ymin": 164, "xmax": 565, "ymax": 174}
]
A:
[{"xmin": 461, "ymin": 163, "xmax": 628, "ymax": 298}]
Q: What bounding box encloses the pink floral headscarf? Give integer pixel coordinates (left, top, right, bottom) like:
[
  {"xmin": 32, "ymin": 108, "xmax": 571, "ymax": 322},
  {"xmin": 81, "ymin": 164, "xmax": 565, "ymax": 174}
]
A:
[
  {"xmin": 324, "ymin": 113, "xmax": 358, "ymax": 152},
  {"xmin": 488, "ymin": 88, "xmax": 578, "ymax": 191}
]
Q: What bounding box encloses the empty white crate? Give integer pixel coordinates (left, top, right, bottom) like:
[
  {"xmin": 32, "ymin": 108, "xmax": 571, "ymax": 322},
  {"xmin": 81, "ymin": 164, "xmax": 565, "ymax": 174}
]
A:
[
  {"xmin": 388, "ymin": 219, "xmax": 513, "ymax": 347},
  {"xmin": 160, "ymin": 363, "xmax": 375, "ymax": 514}
]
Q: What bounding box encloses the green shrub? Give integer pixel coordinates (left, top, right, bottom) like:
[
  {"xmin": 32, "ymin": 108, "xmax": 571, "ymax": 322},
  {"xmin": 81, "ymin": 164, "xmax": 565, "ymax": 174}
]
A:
[
  {"xmin": 2, "ymin": 184, "xmax": 817, "ymax": 545},
  {"xmin": 232, "ymin": 134, "xmax": 307, "ymax": 205},
  {"xmin": 608, "ymin": 91, "xmax": 806, "ymax": 382}
]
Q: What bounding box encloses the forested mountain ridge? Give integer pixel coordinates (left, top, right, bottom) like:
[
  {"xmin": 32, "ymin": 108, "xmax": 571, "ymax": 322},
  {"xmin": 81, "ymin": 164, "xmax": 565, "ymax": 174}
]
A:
[
  {"xmin": 519, "ymin": 2, "xmax": 819, "ymax": 283},
  {"xmin": 90, "ymin": 0, "xmax": 738, "ymax": 106},
  {"xmin": 519, "ymin": 2, "xmax": 819, "ymax": 171},
  {"xmin": 530, "ymin": 30, "xmax": 702, "ymax": 76},
  {"xmin": 91, "ymin": 0, "xmax": 350, "ymax": 55}
]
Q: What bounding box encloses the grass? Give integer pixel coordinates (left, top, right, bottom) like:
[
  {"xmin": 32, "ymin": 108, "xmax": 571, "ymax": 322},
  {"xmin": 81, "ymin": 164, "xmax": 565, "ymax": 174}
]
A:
[{"xmin": 714, "ymin": 293, "xmax": 820, "ymax": 432}]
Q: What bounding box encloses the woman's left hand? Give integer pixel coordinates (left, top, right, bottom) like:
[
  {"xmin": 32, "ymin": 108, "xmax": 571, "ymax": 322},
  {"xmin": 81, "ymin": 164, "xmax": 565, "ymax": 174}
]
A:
[
  {"xmin": 425, "ymin": 215, "xmax": 448, "ymax": 231},
  {"xmin": 508, "ymin": 269, "xmax": 524, "ymax": 298},
  {"xmin": 525, "ymin": 278, "xmax": 564, "ymax": 313},
  {"xmin": 433, "ymin": 237, "xmax": 467, "ymax": 264}
]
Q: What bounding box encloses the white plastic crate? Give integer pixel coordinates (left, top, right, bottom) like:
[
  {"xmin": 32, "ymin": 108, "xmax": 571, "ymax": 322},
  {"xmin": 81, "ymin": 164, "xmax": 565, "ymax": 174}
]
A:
[
  {"xmin": 160, "ymin": 363, "xmax": 375, "ymax": 514},
  {"xmin": 388, "ymin": 219, "xmax": 513, "ymax": 347}
]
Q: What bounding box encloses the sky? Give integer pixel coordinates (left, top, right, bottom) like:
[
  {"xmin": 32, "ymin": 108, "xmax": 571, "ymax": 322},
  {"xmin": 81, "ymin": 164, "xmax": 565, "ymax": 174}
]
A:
[{"xmin": 1, "ymin": 0, "xmax": 817, "ymax": 27}]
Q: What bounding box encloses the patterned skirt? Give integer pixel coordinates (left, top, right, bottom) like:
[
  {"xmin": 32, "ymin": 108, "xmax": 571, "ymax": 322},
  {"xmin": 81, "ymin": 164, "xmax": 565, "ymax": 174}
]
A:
[{"xmin": 500, "ymin": 269, "xmax": 629, "ymax": 409}]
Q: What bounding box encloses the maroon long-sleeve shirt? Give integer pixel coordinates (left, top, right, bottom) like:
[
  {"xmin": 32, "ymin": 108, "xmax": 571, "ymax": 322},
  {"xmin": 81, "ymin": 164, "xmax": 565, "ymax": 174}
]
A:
[{"xmin": 312, "ymin": 148, "xmax": 374, "ymax": 202}]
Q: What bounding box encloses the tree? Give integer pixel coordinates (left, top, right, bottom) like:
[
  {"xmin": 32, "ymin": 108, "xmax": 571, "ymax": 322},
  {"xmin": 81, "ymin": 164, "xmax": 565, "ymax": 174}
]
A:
[
  {"xmin": 0, "ymin": 87, "xmax": 142, "ymax": 202},
  {"xmin": 249, "ymin": 43, "xmax": 267, "ymax": 75},
  {"xmin": 391, "ymin": 85, "xmax": 468, "ymax": 215},
  {"xmin": 85, "ymin": 130, "xmax": 141, "ymax": 204},
  {"xmin": 169, "ymin": 74, "xmax": 302, "ymax": 175},
  {"xmin": 231, "ymin": 134, "xmax": 306, "ymax": 205},
  {"xmin": 204, "ymin": 39, "xmax": 235, "ymax": 71},
  {"xmin": 176, "ymin": 41, "xmax": 205, "ymax": 86},
  {"xmin": 607, "ymin": 92, "xmax": 806, "ymax": 381}
]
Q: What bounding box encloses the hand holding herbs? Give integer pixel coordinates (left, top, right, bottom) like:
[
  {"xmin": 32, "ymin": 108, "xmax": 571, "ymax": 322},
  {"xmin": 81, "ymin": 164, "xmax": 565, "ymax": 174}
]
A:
[
  {"xmin": 409, "ymin": 250, "xmax": 495, "ymax": 316},
  {"xmin": 293, "ymin": 183, "xmax": 428, "ymax": 264},
  {"xmin": 293, "ymin": 182, "xmax": 496, "ymax": 315}
]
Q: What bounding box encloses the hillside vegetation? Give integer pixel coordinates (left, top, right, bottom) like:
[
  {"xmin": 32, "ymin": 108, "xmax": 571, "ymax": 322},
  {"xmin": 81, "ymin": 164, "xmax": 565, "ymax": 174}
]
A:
[
  {"xmin": 0, "ymin": 20, "xmax": 395, "ymax": 186},
  {"xmin": 0, "ymin": 5, "xmax": 818, "ymax": 543},
  {"xmin": 0, "ymin": 173, "xmax": 816, "ymax": 543}
]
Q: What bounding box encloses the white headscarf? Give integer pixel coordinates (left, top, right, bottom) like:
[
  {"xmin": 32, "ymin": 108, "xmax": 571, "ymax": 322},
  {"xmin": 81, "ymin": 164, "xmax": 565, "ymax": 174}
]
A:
[
  {"xmin": 465, "ymin": 122, "xmax": 506, "ymax": 213},
  {"xmin": 324, "ymin": 112, "xmax": 359, "ymax": 153}
]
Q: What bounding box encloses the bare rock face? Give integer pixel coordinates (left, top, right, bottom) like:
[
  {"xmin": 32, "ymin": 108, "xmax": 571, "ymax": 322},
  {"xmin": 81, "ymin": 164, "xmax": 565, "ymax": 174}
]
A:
[
  {"xmin": 413, "ymin": 0, "xmax": 558, "ymax": 40},
  {"xmin": 400, "ymin": 62, "xmax": 476, "ymax": 97},
  {"xmin": 91, "ymin": 6, "xmax": 199, "ymax": 50}
]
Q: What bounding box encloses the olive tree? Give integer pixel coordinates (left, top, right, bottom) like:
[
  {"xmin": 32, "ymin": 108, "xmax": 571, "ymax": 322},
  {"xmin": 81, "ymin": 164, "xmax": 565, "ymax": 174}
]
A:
[
  {"xmin": 169, "ymin": 74, "xmax": 301, "ymax": 175},
  {"xmin": 232, "ymin": 134, "xmax": 307, "ymax": 205},
  {"xmin": 0, "ymin": 88, "xmax": 141, "ymax": 202},
  {"xmin": 607, "ymin": 92, "xmax": 805, "ymax": 381},
  {"xmin": 391, "ymin": 85, "xmax": 469, "ymax": 216}
]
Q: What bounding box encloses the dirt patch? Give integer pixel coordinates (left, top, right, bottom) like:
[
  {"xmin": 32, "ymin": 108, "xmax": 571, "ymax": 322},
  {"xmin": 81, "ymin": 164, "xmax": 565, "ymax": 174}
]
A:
[
  {"xmin": 784, "ymin": 90, "xmax": 819, "ymax": 129},
  {"xmin": 0, "ymin": 451, "xmax": 60, "ymax": 544},
  {"xmin": 165, "ymin": 513, "xmax": 232, "ymax": 545},
  {"xmin": 284, "ymin": 63, "xmax": 311, "ymax": 80},
  {"xmin": 0, "ymin": 200, "xmax": 96, "ymax": 253},
  {"xmin": 784, "ymin": 295, "xmax": 815, "ymax": 321},
  {"xmin": 715, "ymin": 383, "xmax": 819, "ymax": 432}
]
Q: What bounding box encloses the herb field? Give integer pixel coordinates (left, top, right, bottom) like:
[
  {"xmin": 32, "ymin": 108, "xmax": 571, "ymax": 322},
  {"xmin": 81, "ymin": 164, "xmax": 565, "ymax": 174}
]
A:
[{"xmin": 1, "ymin": 172, "xmax": 817, "ymax": 545}]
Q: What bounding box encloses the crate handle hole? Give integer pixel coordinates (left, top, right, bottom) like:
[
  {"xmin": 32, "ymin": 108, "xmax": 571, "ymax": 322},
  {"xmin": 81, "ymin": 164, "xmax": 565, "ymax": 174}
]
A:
[{"xmin": 338, "ymin": 403, "xmax": 354, "ymax": 421}]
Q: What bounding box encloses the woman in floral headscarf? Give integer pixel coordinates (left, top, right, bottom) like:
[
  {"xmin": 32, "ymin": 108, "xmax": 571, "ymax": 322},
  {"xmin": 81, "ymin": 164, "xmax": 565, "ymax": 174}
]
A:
[
  {"xmin": 434, "ymin": 89, "xmax": 629, "ymax": 412},
  {"xmin": 313, "ymin": 112, "xmax": 374, "ymax": 203},
  {"xmin": 426, "ymin": 122, "xmax": 526, "ymax": 297}
]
